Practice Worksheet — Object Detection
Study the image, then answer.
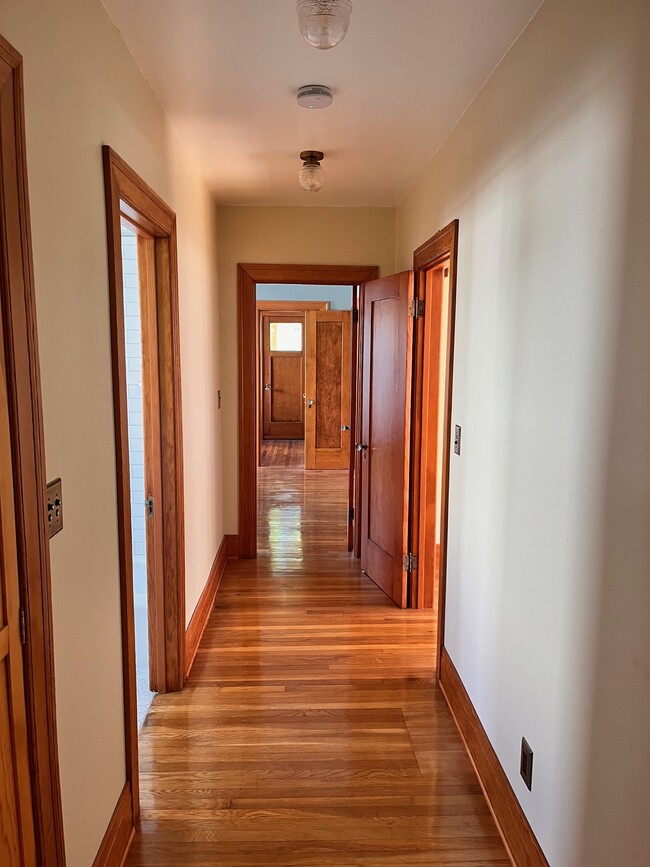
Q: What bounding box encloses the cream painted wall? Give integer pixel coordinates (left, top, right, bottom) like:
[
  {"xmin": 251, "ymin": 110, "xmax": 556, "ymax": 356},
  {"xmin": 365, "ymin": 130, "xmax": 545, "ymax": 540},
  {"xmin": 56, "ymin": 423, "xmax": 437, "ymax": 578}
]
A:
[
  {"xmin": 0, "ymin": 0, "xmax": 224, "ymax": 864},
  {"xmin": 217, "ymin": 205, "xmax": 395, "ymax": 533},
  {"xmin": 396, "ymin": 0, "xmax": 650, "ymax": 864}
]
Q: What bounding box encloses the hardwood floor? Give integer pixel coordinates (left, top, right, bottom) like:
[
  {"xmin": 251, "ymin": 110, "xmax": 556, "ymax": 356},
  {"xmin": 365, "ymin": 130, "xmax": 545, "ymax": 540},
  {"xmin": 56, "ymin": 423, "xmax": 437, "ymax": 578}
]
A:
[
  {"xmin": 126, "ymin": 467, "xmax": 508, "ymax": 866},
  {"xmin": 260, "ymin": 438, "xmax": 305, "ymax": 468}
]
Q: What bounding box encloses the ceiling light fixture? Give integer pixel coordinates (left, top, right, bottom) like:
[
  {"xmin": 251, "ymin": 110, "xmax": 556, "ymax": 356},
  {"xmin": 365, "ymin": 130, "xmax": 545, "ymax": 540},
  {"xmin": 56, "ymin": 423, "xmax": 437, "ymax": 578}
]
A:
[
  {"xmin": 296, "ymin": 84, "xmax": 334, "ymax": 110},
  {"xmin": 298, "ymin": 151, "xmax": 325, "ymax": 193},
  {"xmin": 296, "ymin": 0, "xmax": 353, "ymax": 50}
]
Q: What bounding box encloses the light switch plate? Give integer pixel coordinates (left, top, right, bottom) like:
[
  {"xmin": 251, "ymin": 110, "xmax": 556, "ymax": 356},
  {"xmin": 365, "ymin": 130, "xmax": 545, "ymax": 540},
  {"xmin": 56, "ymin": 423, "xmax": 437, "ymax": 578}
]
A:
[
  {"xmin": 46, "ymin": 478, "xmax": 63, "ymax": 538},
  {"xmin": 454, "ymin": 425, "xmax": 462, "ymax": 455}
]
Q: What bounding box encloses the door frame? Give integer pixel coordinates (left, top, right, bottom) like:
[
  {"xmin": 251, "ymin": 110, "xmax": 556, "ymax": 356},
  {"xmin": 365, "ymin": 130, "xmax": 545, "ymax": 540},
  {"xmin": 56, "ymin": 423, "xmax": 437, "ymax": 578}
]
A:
[
  {"xmin": 256, "ymin": 301, "xmax": 329, "ymax": 466},
  {"xmin": 238, "ymin": 264, "xmax": 378, "ymax": 559},
  {"xmin": 103, "ymin": 147, "xmax": 186, "ymax": 821},
  {"xmin": 260, "ymin": 312, "xmax": 306, "ymax": 441},
  {"xmin": 409, "ymin": 220, "xmax": 459, "ymax": 670},
  {"xmin": 0, "ymin": 34, "xmax": 66, "ymax": 865}
]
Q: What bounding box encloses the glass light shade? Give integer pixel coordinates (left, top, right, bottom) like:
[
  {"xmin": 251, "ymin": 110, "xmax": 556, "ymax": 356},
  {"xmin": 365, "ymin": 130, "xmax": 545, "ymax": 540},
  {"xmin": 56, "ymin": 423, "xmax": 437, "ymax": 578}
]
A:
[
  {"xmin": 296, "ymin": 0, "xmax": 353, "ymax": 50},
  {"xmin": 298, "ymin": 162, "xmax": 325, "ymax": 193}
]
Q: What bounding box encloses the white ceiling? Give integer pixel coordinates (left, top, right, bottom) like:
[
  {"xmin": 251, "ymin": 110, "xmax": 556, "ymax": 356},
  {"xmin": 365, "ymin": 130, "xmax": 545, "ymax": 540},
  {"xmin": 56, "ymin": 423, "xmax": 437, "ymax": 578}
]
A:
[{"xmin": 101, "ymin": 0, "xmax": 543, "ymax": 207}]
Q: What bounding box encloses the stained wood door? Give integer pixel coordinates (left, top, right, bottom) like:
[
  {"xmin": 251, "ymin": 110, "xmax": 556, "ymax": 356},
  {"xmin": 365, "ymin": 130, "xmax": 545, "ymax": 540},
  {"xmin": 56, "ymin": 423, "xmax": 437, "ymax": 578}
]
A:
[
  {"xmin": 261, "ymin": 315, "xmax": 305, "ymax": 439},
  {"xmin": 305, "ymin": 310, "xmax": 351, "ymax": 470},
  {"xmin": 0, "ymin": 296, "xmax": 37, "ymax": 866},
  {"xmin": 360, "ymin": 272, "xmax": 414, "ymax": 608}
]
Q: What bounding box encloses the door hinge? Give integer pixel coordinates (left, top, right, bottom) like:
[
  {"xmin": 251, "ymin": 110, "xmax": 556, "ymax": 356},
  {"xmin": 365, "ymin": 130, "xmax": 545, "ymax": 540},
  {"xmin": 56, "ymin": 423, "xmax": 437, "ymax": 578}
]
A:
[
  {"xmin": 408, "ymin": 298, "xmax": 425, "ymax": 319},
  {"xmin": 352, "ymin": 309, "xmax": 359, "ymax": 325},
  {"xmin": 146, "ymin": 495, "xmax": 155, "ymax": 518},
  {"xmin": 348, "ymin": 507, "xmax": 355, "ymax": 521},
  {"xmin": 19, "ymin": 607, "xmax": 26, "ymax": 645},
  {"xmin": 402, "ymin": 553, "xmax": 418, "ymax": 573}
]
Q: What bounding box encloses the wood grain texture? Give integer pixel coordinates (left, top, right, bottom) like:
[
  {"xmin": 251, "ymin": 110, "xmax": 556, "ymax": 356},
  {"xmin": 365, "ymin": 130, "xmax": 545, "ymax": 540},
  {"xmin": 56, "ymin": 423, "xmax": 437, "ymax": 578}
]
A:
[
  {"xmin": 0, "ymin": 33, "xmax": 65, "ymax": 865},
  {"xmin": 440, "ymin": 649, "xmax": 548, "ymax": 867},
  {"xmin": 92, "ymin": 783, "xmax": 135, "ymax": 867},
  {"xmin": 305, "ymin": 311, "xmax": 351, "ymax": 470},
  {"xmin": 103, "ymin": 146, "xmax": 186, "ymax": 822},
  {"xmin": 260, "ymin": 440, "xmax": 304, "ymax": 468},
  {"xmin": 0, "ymin": 275, "xmax": 36, "ymax": 865},
  {"xmin": 410, "ymin": 221, "xmax": 459, "ymax": 677},
  {"xmin": 124, "ymin": 467, "xmax": 508, "ymax": 866},
  {"xmin": 238, "ymin": 264, "xmax": 378, "ymax": 559},
  {"xmin": 185, "ymin": 538, "xmax": 229, "ymax": 679},
  {"xmin": 360, "ymin": 273, "xmax": 414, "ymax": 608}
]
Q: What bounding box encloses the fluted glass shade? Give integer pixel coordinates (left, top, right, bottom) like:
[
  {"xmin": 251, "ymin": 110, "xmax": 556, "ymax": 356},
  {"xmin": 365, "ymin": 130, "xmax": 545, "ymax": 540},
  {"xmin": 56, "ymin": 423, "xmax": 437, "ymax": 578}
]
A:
[
  {"xmin": 296, "ymin": 0, "xmax": 353, "ymax": 50},
  {"xmin": 298, "ymin": 162, "xmax": 325, "ymax": 193}
]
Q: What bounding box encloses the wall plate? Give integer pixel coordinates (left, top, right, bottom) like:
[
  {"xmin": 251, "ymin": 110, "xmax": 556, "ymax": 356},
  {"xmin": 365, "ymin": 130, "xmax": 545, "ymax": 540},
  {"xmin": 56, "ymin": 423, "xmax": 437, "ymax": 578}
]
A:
[{"xmin": 46, "ymin": 478, "xmax": 63, "ymax": 538}]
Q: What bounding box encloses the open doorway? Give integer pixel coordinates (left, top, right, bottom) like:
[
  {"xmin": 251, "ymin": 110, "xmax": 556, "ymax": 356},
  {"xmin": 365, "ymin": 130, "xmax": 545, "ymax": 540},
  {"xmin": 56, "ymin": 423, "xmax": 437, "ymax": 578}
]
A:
[
  {"xmin": 237, "ymin": 264, "xmax": 379, "ymax": 559},
  {"xmin": 255, "ymin": 284, "xmax": 354, "ymax": 555}
]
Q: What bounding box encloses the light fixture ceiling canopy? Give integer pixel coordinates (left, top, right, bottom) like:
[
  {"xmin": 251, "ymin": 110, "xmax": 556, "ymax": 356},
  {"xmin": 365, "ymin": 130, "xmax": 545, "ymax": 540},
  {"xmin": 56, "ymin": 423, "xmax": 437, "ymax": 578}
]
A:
[{"xmin": 296, "ymin": 0, "xmax": 353, "ymax": 50}]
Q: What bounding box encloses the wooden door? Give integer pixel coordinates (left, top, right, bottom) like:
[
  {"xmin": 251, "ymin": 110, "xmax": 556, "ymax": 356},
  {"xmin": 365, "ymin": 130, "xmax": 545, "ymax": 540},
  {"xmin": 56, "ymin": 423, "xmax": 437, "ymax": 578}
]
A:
[
  {"xmin": 0, "ymin": 296, "xmax": 37, "ymax": 866},
  {"xmin": 360, "ymin": 272, "xmax": 414, "ymax": 608},
  {"xmin": 305, "ymin": 310, "xmax": 351, "ymax": 470},
  {"xmin": 261, "ymin": 315, "xmax": 305, "ymax": 439}
]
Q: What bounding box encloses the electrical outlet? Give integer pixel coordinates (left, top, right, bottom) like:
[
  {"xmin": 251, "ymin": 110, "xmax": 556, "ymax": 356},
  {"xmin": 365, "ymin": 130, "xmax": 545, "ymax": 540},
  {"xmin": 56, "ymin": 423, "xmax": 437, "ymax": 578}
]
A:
[
  {"xmin": 46, "ymin": 478, "xmax": 63, "ymax": 538},
  {"xmin": 520, "ymin": 737, "xmax": 533, "ymax": 790},
  {"xmin": 454, "ymin": 424, "xmax": 462, "ymax": 455}
]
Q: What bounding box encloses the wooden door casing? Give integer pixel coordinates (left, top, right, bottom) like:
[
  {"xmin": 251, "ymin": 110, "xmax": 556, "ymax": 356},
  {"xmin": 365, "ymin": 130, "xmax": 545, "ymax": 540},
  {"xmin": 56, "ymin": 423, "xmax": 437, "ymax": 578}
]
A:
[
  {"xmin": 0, "ymin": 290, "xmax": 37, "ymax": 866},
  {"xmin": 261, "ymin": 314, "xmax": 305, "ymax": 440},
  {"xmin": 305, "ymin": 311, "xmax": 351, "ymax": 470},
  {"xmin": 360, "ymin": 272, "xmax": 414, "ymax": 608}
]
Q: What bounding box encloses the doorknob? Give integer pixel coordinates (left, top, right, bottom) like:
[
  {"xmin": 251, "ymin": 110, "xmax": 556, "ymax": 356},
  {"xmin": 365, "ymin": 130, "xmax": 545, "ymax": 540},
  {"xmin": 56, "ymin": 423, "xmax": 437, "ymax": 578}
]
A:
[
  {"xmin": 355, "ymin": 442, "xmax": 368, "ymax": 452},
  {"xmin": 306, "ymin": 399, "xmax": 314, "ymax": 408},
  {"xmin": 341, "ymin": 425, "xmax": 350, "ymax": 431},
  {"xmin": 264, "ymin": 383, "xmax": 271, "ymax": 392}
]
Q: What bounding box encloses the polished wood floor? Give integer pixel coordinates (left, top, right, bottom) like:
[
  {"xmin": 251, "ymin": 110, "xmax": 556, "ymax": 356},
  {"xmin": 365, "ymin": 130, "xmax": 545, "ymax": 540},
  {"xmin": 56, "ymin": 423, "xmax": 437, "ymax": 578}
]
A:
[
  {"xmin": 260, "ymin": 438, "xmax": 305, "ymax": 468},
  {"xmin": 126, "ymin": 467, "xmax": 508, "ymax": 865}
]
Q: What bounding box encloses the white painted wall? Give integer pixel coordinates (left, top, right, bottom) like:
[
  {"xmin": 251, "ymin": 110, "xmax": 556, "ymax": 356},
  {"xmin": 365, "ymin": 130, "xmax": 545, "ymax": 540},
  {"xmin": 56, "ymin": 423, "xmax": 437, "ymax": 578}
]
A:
[
  {"xmin": 256, "ymin": 284, "xmax": 353, "ymax": 311},
  {"xmin": 396, "ymin": 0, "xmax": 650, "ymax": 864},
  {"xmin": 0, "ymin": 0, "xmax": 224, "ymax": 862}
]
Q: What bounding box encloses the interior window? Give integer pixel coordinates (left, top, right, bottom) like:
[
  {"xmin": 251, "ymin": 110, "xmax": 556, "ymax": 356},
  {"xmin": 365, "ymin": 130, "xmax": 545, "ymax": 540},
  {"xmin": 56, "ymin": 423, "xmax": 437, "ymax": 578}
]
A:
[{"xmin": 270, "ymin": 321, "xmax": 303, "ymax": 352}]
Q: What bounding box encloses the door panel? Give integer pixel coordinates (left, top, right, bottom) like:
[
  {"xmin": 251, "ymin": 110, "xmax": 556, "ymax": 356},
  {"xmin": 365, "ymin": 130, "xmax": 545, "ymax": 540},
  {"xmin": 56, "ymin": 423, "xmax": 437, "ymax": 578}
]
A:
[
  {"xmin": 262, "ymin": 315, "xmax": 305, "ymax": 439},
  {"xmin": 360, "ymin": 272, "xmax": 414, "ymax": 608},
  {"xmin": 305, "ymin": 311, "xmax": 351, "ymax": 470},
  {"xmin": 0, "ymin": 295, "xmax": 37, "ymax": 866}
]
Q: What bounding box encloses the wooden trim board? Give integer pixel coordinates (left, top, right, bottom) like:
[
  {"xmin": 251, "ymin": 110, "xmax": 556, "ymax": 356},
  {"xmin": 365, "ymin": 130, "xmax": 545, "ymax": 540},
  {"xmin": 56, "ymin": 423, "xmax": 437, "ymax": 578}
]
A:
[
  {"xmin": 103, "ymin": 146, "xmax": 186, "ymax": 823},
  {"xmin": 92, "ymin": 783, "xmax": 135, "ymax": 867},
  {"xmin": 439, "ymin": 648, "xmax": 549, "ymax": 867},
  {"xmin": 409, "ymin": 220, "xmax": 459, "ymax": 679},
  {"xmin": 185, "ymin": 537, "xmax": 229, "ymax": 679},
  {"xmin": 0, "ymin": 32, "xmax": 66, "ymax": 865},
  {"xmin": 238, "ymin": 263, "xmax": 378, "ymax": 558},
  {"xmin": 225, "ymin": 534, "xmax": 240, "ymax": 558}
]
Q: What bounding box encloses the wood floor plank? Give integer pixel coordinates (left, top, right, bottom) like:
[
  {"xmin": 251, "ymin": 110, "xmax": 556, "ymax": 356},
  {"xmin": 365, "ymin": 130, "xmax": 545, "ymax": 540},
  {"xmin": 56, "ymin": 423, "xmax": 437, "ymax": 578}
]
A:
[{"xmin": 126, "ymin": 466, "xmax": 507, "ymax": 865}]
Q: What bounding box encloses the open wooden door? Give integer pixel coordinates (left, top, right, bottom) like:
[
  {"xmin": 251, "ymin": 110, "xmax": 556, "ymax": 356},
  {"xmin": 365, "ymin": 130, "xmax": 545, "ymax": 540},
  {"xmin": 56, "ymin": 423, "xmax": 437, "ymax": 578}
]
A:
[
  {"xmin": 261, "ymin": 314, "xmax": 305, "ymax": 440},
  {"xmin": 359, "ymin": 272, "xmax": 414, "ymax": 608},
  {"xmin": 0, "ymin": 298, "xmax": 37, "ymax": 866},
  {"xmin": 305, "ymin": 310, "xmax": 351, "ymax": 470}
]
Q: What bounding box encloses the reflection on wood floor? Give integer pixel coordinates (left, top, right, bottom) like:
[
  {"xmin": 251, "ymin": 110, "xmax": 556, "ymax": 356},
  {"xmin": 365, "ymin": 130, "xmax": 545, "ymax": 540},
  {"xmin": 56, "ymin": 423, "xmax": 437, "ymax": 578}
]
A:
[
  {"xmin": 126, "ymin": 466, "xmax": 507, "ymax": 866},
  {"xmin": 260, "ymin": 438, "xmax": 305, "ymax": 467}
]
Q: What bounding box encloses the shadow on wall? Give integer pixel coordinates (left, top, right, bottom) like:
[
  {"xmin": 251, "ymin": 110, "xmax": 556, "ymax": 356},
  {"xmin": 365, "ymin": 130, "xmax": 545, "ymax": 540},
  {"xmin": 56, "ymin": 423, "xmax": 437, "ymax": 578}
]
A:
[{"xmin": 578, "ymin": 8, "xmax": 650, "ymax": 865}]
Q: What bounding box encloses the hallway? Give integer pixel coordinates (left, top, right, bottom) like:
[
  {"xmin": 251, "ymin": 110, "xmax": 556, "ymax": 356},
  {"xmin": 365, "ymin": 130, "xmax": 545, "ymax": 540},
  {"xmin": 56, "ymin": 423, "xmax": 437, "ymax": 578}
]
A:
[{"xmin": 126, "ymin": 465, "xmax": 508, "ymax": 865}]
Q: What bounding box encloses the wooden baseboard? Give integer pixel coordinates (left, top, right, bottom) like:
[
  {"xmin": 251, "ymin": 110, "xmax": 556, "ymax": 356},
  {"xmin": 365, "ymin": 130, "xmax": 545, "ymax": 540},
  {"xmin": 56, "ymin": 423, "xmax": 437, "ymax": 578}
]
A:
[
  {"xmin": 225, "ymin": 533, "xmax": 240, "ymax": 558},
  {"xmin": 439, "ymin": 648, "xmax": 549, "ymax": 867},
  {"xmin": 92, "ymin": 782, "xmax": 134, "ymax": 867},
  {"xmin": 185, "ymin": 537, "xmax": 229, "ymax": 678}
]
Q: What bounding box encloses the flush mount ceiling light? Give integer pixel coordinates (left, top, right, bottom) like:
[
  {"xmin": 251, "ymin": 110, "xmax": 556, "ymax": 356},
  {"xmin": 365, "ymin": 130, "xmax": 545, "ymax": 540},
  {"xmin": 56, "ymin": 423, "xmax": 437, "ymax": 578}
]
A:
[
  {"xmin": 296, "ymin": 0, "xmax": 353, "ymax": 50},
  {"xmin": 298, "ymin": 150, "xmax": 325, "ymax": 193},
  {"xmin": 297, "ymin": 84, "xmax": 334, "ymax": 110}
]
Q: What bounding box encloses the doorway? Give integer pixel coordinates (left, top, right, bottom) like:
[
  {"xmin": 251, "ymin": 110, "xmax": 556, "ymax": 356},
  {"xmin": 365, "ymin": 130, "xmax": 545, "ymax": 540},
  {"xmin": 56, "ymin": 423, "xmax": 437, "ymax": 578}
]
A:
[
  {"xmin": 238, "ymin": 264, "xmax": 379, "ymax": 558},
  {"xmin": 103, "ymin": 147, "xmax": 186, "ymax": 819}
]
